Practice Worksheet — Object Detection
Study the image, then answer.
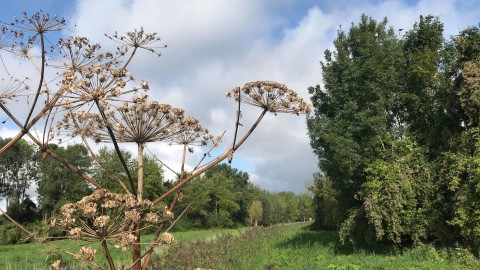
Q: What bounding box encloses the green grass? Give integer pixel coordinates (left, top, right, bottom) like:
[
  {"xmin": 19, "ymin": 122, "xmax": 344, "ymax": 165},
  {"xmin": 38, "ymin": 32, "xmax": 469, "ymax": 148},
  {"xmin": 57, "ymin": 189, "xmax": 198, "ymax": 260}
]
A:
[
  {"xmin": 0, "ymin": 227, "xmax": 245, "ymax": 270},
  {"xmin": 3, "ymin": 224, "xmax": 480, "ymax": 269},
  {"xmin": 158, "ymin": 222, "xmax": 480, "ymax": 270}
]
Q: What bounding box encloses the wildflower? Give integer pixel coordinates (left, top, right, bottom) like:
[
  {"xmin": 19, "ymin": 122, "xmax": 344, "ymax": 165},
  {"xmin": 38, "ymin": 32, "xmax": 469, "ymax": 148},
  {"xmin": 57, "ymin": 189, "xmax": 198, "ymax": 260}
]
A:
[
  {"xmin": 124, "ymin": 209, "xmax": 141, "ymax": 223},
  {"xmin": 60, "ymin": 203, "xmax": 76, "ymax": 218},
  {"xmin": 87, "ymin": 99, "xmax": 186, "ymax": 144},
  {"xmin": 160, "ymin": 232, "xmax": 174, "ymax": 244},
  {"xmin": 8, "ymin": 11, "xmax": 65, "ymax": 42},
  {"xmin": 102, "ymin": 199, "xmax": 119, "ymax": 209},
  {"xmin": 81, "ymin": 202, "xmax": 97, "ymax": 217}
]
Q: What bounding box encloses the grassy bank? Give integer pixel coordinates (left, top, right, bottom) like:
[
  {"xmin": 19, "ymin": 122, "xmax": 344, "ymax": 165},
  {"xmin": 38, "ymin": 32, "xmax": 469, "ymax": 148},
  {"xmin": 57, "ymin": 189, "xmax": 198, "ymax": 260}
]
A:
[{"xmin": 158, "ymin": 222, "xmax": 480, "ymax": 270}]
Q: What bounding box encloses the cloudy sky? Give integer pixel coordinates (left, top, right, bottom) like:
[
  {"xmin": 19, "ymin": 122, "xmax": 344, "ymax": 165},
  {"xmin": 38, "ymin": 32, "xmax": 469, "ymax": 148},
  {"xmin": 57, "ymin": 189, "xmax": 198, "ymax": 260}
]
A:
[{"xmin": 0, "ymin": 0, "xmax": 479, "ymax": 206}]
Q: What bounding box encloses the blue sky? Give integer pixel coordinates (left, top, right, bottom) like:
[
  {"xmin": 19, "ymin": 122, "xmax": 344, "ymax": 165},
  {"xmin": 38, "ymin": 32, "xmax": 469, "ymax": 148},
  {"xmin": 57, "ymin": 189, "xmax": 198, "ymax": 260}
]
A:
[{"xmin": 1, "ymin": 0, "xmax": 479, "ymax": 208}]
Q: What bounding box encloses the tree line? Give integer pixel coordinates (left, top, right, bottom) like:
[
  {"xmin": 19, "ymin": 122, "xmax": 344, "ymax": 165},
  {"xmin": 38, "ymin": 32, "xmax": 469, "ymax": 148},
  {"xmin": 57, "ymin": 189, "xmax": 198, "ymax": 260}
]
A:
[
  {"xmin": 0, "ymin": 139, "xmax": 313, "ymax": 244},
  {"xmin": 307, "ymin": 14, "xmax": 480, "ymax": 251}
]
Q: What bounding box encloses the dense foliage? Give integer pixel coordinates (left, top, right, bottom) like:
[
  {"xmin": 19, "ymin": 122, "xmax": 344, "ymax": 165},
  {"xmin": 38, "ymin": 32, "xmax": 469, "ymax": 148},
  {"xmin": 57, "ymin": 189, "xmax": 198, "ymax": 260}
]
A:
[{"xmin": 308, "ymin": 14, "xmax": 480, "ymax": 250}]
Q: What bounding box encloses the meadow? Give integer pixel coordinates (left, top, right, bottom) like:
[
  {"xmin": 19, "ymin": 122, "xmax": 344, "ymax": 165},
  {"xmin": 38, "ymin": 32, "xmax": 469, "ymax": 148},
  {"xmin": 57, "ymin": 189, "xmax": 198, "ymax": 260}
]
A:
[{"xmin": 2, "ymin": 223, "xmax": 480, "ymax": 269}]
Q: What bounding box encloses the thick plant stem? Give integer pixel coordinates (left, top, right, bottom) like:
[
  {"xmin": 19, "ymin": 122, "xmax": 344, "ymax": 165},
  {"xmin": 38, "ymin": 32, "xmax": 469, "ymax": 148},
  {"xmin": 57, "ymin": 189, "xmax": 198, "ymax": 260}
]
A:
[
  {"xmin": 132, "ymin": 142, "xmax": 144, "ymax": 270},
  {"xmin": 137, "ymin": 143, "xmax": 144, "ymax": 202},
  {"xmin": 132, "ymin": 221, "xmax": 142, "ymax": 269},
  {"xmin": 102, "ymin": 239, "xmax": 117, "ymax": 270},
  {"xmin": 24, "ymin": 33, "xmax": 45, "ymax": 126}
]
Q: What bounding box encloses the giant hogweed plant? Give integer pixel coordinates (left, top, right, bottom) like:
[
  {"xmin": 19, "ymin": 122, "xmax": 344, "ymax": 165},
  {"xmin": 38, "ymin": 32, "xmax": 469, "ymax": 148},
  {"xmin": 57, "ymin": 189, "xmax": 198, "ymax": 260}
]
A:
[{"xmin": 0, "ymin": 11, "xmax": 311, "ymax": 270}]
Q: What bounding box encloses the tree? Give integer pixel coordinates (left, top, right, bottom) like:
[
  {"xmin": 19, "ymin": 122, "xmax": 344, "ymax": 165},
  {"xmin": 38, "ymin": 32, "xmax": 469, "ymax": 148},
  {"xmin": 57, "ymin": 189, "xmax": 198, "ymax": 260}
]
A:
[
  {"xmin": 279, "ymin": 191, "xmax": 299, "ymax": 222},
  {"xmin": 248, "ymin": 200, "xmax": 263, "ymax": 226},
  {"xmin": 296, "ymin": 193, "xmax": 314, "ymax": 221},
  {"xmin": 204, "ymin": 163, "xmax": 257, "ymax": 225},
  {"xmin": 0, "ymin": 138, "xmax": 38, "ymax": 207},
  {"xmin": 307, "ymin": 15, "xmax": 405, "ymax": 238},
  {"xmin": 179, "ymin": 169, "xmax": 244, "ymax": 228},
  {"xmin": 37, "ymin": 144, "xmax": 93, "ymax": 217},
  {"xmin": 307, "ymin": 14, "xmax": 480, "ymax": 250}
]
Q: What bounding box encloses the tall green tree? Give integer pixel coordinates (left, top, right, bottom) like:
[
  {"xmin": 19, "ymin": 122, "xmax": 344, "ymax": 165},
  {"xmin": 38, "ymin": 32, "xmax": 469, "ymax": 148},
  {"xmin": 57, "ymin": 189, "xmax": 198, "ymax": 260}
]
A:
[
  {"xmin": 307, "ymin": 15, "xmax": 404, "ymax": 234},
  {"xmin": 248, "ymin": 200, "xmax": 263, "ymax": 226},
  {"xmin": 37, "ymin": 144, "xmax": 93, "ymax": 217},
  {"xmin": 401, "ymin": 15, "xmax": 464, "ymax": 154}
]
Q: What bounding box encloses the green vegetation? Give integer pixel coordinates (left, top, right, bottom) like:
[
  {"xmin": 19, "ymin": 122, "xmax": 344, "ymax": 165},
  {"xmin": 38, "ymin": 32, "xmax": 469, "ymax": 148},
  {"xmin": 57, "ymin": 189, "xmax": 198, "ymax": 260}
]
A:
[
  {"xmin": 157, "ymin": 223, "xmax": 480, "ymax": 270},
  {"xmin": 307, "ymin": 14, "xmax": 480, "ymax": 252},
  {"xmin": 4, "ymin": 223, "xmax": 480, "ymax": 270},
  {"xmin": 0, "ymin": 227, "xmax": 245, "ymax": 270}
]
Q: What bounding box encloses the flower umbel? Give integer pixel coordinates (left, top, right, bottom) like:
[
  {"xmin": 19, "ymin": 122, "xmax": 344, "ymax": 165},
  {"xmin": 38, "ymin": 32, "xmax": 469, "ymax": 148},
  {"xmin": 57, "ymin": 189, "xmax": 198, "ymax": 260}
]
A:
[{"xmin": 226, "ymin": 81, "xmax": 312, "ymax": 115}]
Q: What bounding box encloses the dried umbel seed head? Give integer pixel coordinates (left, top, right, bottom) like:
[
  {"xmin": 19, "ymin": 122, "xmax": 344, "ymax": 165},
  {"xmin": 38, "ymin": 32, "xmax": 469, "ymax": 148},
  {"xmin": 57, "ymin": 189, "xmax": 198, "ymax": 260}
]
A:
[
  {"xmin": 226, "ymin": 81, "xmax": 312, "ymax": 115},
  {"xmin": 92, "ymin": 99, "xmax": 187, "ymax": 144},
  {"xmin": 9, "ymin": 11, "xmax": 65, "ymax": 41},
  {"xmin": 69, "ymin": 227, "xmax": 82, "ymax": 239},
  {"xmin": 75, "ymin": 246, "xmax": 97, "ymax": 261},
  {"xmin": 93, "ymin": 215, "xmax": 110, "ymax": 228},
  {"xmin": 0, "ymin": 77, "xmax": 28, "ymax": 104},
  {"xmin": 160, "ymin": 232, "xmax": 174, "ymax": 244},
  {"xmin": 51, "ymin": 259, "xmax": 63, "ymax": 270},
  {"xmin": 54, "ymin": 188, "xmax": 155, "ymax": 245},
  {"xmin": 105, "ymin": 27, "xmax": 166, "ymax": 56},
  {"xmin": 55, "ymin": 36, "xmax": 106, "ymax": 73},
  {"xmin": 60, "ymin": 203, "xmax": 76, "ymax": 218},
  {"xmin": 170, "ymin": 115, "xmax": 213, "ymax": 146},
  {"xmin": 114, "ymin": 233, "xmax": 137, "ymax": 252},
  {"xmin": 162, "ymin": 206, "xmax": 174, "ymax": 220},
  {"xmin": 145, "ymin": 212, "xmax": 159, "ymax": 223}
]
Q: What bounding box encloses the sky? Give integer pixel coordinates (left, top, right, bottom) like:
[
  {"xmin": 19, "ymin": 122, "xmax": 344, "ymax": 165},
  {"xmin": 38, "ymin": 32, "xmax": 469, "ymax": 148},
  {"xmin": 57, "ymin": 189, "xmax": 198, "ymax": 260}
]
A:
[{"xmin": 0, "ymin": 0, "xmax": 479, "ymax": 208}]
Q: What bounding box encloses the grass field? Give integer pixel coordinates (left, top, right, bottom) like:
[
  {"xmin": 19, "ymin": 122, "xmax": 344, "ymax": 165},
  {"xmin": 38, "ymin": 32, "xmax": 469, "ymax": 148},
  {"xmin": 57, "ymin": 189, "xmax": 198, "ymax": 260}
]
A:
[{"xmin": 2, "ymin": 223, "xmax": 480, "ymax": 269}]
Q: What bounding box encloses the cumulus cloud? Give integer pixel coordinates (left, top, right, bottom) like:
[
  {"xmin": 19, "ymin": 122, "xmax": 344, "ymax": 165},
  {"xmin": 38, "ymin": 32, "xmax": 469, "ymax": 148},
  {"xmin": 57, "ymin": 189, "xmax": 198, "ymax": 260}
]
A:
[{"xmin": 1, "ymin": 0, "xmax": 479, "ymax": 195}]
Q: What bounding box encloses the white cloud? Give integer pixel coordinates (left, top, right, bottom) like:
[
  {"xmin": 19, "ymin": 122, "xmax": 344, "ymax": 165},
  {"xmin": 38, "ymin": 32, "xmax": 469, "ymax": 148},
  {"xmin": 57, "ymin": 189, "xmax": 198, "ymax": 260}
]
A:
[{"xmin": 2, "ymin": 0, "xmax": 479, "ymax": 195}]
